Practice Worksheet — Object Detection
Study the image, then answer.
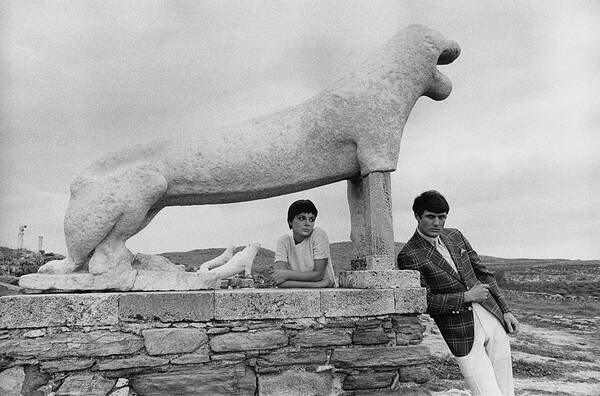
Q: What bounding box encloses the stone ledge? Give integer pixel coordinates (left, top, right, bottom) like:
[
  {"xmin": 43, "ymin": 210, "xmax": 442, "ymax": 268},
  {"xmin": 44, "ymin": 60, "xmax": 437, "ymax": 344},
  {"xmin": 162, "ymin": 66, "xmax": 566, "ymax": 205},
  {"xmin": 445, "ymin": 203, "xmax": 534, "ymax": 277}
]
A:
[
  {"xmin": 320, "ymin": 289, "xmax": 395, "ymax": 317},
  {"xmin": 215, "ymin": 289, "xmax": 321, "ymax": 320},
  {"xmin": 119, "ymin": 291, "xmax": 214, "ymax": 322},
  {"xmin": 394, "ymin": 288, "xmax": 427, "ymax": 314},
  {"xmin": 338, "ymin": 270, "xmax": 420, "ymax": 288},
  {"xmin": 0, "ymin": 293, "xmax": 119, "ymax": 329},
  {"xmin": 0, "ymin": 287, "xmax": 427, "ymax": 327}
]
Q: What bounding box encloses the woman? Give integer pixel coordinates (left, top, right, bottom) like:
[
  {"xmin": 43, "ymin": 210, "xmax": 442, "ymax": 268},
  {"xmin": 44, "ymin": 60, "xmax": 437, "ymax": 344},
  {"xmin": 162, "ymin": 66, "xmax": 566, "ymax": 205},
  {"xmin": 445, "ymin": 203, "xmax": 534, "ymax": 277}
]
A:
[{"xmin": 271, "ymin": 199, "xmax": 337, "ymax": 288}]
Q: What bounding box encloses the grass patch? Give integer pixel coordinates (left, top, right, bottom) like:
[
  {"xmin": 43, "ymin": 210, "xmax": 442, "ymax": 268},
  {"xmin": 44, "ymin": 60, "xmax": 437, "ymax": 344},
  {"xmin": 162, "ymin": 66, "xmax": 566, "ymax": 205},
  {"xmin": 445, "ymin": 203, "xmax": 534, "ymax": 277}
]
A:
[
  {"xmin": 428, "ymin": 355, "xmax": 462, "ymax": 380},
  {"xmin": 505, "ymin": 293, "xmax": 600, "ymax": 318},
  {"xmin": 513, "ymin": 359, "xmax": 564, "ymax": 378}
]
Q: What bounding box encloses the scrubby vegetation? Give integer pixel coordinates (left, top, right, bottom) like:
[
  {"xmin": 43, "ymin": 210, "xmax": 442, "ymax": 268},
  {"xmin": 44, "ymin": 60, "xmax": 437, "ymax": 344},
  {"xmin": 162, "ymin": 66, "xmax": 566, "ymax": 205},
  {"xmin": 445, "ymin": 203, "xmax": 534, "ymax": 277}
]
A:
[{"xmin": 0, "ymin": 247, "xmax": 64, "ymax": 277}]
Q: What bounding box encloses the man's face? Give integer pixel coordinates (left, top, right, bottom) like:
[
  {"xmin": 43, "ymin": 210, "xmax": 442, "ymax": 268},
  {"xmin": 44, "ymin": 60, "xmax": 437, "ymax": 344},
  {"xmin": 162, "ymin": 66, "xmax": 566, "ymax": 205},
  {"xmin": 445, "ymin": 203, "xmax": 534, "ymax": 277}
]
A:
[{"xmin": 416, "ymin": 210, "xmax": 447, "ymax": 238}]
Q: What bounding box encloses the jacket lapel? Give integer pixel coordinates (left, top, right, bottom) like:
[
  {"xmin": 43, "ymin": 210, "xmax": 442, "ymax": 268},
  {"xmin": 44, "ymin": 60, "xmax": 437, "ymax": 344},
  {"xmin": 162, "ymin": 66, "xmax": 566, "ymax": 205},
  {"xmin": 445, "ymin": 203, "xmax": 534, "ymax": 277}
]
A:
[
  {"xmin": 440, "ymin": 231, "xmax": 466, "ymax": 282},
  {"xmin": 414, "ymin": 231, "xmax": 464, "ymax": 284}
]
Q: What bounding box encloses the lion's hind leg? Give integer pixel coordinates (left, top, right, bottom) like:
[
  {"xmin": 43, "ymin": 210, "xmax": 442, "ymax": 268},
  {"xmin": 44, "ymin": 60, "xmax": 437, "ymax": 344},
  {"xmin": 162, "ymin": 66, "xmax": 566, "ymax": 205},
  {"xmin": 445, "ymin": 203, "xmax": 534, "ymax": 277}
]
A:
[{"xmin": 86, "ymin": 167, "xmax": 168, "ymax": 275}]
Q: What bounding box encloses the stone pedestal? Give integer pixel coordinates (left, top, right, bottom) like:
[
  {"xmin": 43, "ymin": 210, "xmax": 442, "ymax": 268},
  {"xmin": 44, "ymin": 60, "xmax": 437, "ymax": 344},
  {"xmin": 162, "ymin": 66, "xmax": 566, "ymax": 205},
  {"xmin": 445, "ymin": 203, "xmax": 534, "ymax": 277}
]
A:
[
  {"xmin": 342, "ymin": 172, "xmax": 406, "ymax": 288},
  {"xmin": 0, "ymin": 289, "xmax": 429, "ymax": 395},
  {"xmin": 347, "ymin": 172, "xmax": 395, "ymax": 270}
]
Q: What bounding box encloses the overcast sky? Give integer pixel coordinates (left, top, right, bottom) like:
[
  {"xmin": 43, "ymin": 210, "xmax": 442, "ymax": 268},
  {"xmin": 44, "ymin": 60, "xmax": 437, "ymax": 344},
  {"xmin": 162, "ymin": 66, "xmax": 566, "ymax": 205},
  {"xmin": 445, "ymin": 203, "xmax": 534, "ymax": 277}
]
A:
[{"xmin": 1, "ymin": 1, "xmax": 598, "ymax": 260}]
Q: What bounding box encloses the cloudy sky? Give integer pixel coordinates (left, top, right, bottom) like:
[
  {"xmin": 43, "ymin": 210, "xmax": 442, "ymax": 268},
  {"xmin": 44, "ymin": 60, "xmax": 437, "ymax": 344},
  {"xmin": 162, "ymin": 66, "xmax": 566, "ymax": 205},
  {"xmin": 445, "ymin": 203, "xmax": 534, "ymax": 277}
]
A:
[{"xmin": 1, "ymin": 1, "xmax": 598, "ymax": 260}]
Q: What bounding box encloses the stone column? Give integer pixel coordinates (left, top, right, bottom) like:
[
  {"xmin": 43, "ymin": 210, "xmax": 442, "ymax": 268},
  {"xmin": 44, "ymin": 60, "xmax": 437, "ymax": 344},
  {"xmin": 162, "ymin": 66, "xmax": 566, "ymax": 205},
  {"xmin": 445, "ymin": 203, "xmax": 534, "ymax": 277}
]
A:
[
  {"xmin": 347, "ymin": 172, "xmax": 395, "ymax": 270},
  {"xmin": 340, "ymin": 172, "xmax": 413, "ymax": 288}
]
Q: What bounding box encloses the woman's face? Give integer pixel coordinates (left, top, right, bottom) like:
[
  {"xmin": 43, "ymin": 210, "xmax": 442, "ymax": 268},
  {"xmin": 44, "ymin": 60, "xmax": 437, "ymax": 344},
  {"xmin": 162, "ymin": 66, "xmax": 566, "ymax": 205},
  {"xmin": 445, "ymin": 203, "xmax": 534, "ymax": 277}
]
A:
[{"xmin": 289, "ymin": 212, "xmax": 316, "ymax": 243}]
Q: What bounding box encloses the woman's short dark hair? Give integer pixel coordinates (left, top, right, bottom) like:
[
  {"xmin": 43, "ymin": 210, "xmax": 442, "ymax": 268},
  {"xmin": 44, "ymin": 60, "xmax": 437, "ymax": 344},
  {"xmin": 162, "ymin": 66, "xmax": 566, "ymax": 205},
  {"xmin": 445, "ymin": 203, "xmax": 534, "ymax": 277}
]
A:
[
  {"xmin": 412, "ymin": 190, "xmax": 449, "ymax": 217},
  {"xmin": 287, "ymin": 199, "xmax": 318, "ymax": 228}
]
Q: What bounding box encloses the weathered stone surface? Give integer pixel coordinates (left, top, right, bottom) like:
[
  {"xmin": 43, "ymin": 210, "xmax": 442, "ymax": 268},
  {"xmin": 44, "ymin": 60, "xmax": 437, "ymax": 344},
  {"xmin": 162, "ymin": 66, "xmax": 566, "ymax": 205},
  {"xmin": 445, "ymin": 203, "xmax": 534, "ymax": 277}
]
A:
[
  {"xmin": 40, "ymin": 358, "xmax": 95, "ymax": 373},
  {"xmin": 132, "ymin": 270, "xmax": 219, "ymax": 291},
  {"xmin": 352, "ymin": 328, "xmax": 389, "ymax": 345},
  {"xmin": 259, "ymin": 370, "xmax": 333, "ymax": 396},
  {"xmin": 331, "ymin": 345, "xmax": 430, "ymax": 367},
  {"xmin": 119, "ymin": 291, "xmax": 214, "ymax": 322},
  {"xmin": 170, "ymin": 351, "xmax": 210, "ymax": 365},
  {"xmin": 0, "ymin": 281, "xmax": 21, "ymax": 296},
  {"xmin": 0, "ymin": 276, "xmax": 19, "ymax": 285},
  {"xmin": 130, "ymin": 363, "xmax": 256, "ymax": 395},
  {"xmin": 142, "ymin": 328, "xmax": 208, "ymax": 355},
  {"xmin": 56, "ymin": 373, "xmax": 115, "ymax": 396},
  {"xmin": 399, "ymin": 365, "xmax": 430, "ymax": 384},
  {"xmin": 231, "ymin": 326, "xmax": 249, "ymax": 332},
  {"xmin": 210, "ymin": 352, "xmax": 245, "ymax": 362},
  {"xmin": 215, "ymin": 289, "xmax": 320, "ymax": 319},
  {"xmin": 343, "ymin": 371, "xmax": 396, "ymax": 390},
  {"xmin": 20, "ymin": 365, "xmax": 51, "ymax": 396},
  {"xmin": 290, "ymin": 328, "xmax": 352, "ymax": 347},
  {"xmin": 395, "ymin": 288, "xmax": 427, "ymax": 313},
  {"xmin": 23, "ymin": 329, "xmax": 46, "ymax": 338},
  {"xmin": 320, "ymin": 289, "xmax": 395, "ymax": 317},
  {"xmin": 0, "ymin": 330, "xmax": 143, "ymax": 359},
  {"xmin": 392, "ymin": 314, "xmax": 425, "ymax": 345},
  {"xmin": 20, "ymin": 269, "xmax": 219, "ymax": 292},
  {"xmin": 96, "ymin": 355, "xmax": 168, "ymax": 371},
  {"xmin": 0, "ymin": 366, "xmax": 24, "ymax": 396},
  {"xmin": 110, "ymin": 387, "xmax": 130, "ymax": 396},
  {"xmin": 338, "ymin": 270, "xmax": 420, "ymax": 288},
  {"xmin": 207, "ymin": 327, "xmax": 229, "ymax": 335},
  {"xmin": 347, "ymin": 172, "xmax": 396, "ymax": 270},
  {"xmin": 210, "ymin": 330, "xmax": 288, "ymax": 352},
  {"xmin": 19, "ymin": 271, "xmax": 137, "ymax": 292},
  {"xmin": 257, "ymin": 349, "xmax": 328, "ymax": 367},
  {"xmin": 132, "ymin": 253, "xmax": 186, "ymax": 272},
  {"xmin": 0, "ymin": 293, "xmax": 118, "ymax": 329},
  {"xmin": 356, "ymin": 318, "xmax": 383, "ymax": 328}
]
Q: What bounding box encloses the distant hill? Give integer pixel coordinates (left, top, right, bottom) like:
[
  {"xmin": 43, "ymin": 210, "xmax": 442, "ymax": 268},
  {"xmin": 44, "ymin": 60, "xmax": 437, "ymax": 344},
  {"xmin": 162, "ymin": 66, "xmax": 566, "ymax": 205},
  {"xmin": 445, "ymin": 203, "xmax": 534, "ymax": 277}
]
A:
[{"xmin": 161, "ymin": 241, "xmax": 600, "ymax": 277}]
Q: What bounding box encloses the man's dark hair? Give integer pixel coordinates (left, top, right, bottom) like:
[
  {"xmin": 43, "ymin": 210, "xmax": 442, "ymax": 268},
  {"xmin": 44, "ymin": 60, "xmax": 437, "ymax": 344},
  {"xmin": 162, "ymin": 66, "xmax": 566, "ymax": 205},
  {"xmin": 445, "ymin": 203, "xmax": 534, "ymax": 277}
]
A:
[
  {"xmin": 412, "ymin": 190, "xmax": 449, "ymax": 217},
  {"xmin": 287, "ymin": 199, "xmax": 318, "ymax": 228}
]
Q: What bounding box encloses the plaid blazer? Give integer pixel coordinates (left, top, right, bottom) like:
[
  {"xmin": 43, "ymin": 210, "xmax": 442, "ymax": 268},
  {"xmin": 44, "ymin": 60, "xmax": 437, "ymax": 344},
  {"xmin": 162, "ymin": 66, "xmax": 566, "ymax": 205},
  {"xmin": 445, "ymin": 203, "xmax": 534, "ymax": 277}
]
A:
[{"xmin": 397, "ymin": 228, "xmax": 510, "ymax": 357}]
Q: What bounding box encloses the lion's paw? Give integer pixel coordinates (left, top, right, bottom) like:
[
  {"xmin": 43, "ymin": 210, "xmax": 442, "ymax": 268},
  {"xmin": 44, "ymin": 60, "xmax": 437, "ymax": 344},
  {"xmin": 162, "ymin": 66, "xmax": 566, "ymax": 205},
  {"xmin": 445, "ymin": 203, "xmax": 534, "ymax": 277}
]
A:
[{"xmin": 37, "ymin": 259, "xmax": 78, "ymax": 274}]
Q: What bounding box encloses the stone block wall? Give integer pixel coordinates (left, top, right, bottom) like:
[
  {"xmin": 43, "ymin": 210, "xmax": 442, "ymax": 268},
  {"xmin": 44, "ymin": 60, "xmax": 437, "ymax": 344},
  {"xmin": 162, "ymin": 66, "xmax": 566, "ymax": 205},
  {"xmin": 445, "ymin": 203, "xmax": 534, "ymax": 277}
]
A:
[{"xmin": 0, "ymin": 281, "xmax": 429, "ymax": 395}]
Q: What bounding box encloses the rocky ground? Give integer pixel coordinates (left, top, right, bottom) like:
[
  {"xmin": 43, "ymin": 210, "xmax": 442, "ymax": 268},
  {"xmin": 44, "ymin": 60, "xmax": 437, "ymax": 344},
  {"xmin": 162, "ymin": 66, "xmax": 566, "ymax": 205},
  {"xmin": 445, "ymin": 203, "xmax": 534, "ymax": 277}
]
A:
[{"xmin": 422, "ymin": 292, "xmax": 600, "ymax": 396}]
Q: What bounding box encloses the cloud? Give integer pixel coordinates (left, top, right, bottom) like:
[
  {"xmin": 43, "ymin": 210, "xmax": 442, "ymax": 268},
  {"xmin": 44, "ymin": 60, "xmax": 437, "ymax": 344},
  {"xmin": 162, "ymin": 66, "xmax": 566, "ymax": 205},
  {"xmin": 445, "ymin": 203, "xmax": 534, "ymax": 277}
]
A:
[{"xmin": 0, "ymin": 1, "xmax": 598, "ymax": 261}]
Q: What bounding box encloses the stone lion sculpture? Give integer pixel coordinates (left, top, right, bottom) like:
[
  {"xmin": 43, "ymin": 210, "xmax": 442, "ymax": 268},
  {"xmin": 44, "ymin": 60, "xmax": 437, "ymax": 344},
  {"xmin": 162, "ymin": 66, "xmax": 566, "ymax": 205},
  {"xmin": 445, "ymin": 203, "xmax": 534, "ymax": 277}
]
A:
[{"xmin": 39, "ymin": 25, "xmax": 460, "ymax": 278}]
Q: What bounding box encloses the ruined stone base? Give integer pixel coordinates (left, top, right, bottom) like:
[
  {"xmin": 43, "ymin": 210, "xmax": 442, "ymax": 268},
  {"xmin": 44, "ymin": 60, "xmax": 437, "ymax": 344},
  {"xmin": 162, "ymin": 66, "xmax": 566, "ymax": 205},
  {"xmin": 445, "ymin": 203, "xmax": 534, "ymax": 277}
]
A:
[
  {"xmin": 0, "ymin": 283, "xmax": 430, "ymax": 395},
  {"xmin": 18, "ymin": 270, "xmax": 219, "ymax": 293},
  {"xmin": 338, "ymin": 270, "xmax": 420, "ymax": 289},
  {"xmin": 350, "ymin": 255, "xmax": 395, "ymax": 270}
]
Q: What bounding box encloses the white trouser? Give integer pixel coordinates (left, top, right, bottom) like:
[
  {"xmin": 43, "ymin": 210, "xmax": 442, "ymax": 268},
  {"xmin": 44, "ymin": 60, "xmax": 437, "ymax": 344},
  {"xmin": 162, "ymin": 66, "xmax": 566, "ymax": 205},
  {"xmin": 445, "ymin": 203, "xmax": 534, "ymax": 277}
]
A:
[{"xmin": 454, "ymin": 303, "xmax": 514, "ymax": 396}]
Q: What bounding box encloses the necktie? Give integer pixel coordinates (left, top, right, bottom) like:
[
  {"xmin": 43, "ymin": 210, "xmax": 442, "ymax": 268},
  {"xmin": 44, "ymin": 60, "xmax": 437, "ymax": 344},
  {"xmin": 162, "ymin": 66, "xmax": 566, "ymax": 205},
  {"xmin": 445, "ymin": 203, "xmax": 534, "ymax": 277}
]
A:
[{"xmin": 436, "ymin": 238, "xmax": 458, "ymax": 273}]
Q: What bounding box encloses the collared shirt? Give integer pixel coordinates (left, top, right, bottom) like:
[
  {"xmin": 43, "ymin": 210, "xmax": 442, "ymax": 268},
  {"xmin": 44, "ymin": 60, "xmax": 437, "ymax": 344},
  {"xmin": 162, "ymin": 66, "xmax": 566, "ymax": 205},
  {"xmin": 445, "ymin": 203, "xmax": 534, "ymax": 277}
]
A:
[{"xmin": 416, "ymin": 228, "xmax": 459, "ymax": 273}]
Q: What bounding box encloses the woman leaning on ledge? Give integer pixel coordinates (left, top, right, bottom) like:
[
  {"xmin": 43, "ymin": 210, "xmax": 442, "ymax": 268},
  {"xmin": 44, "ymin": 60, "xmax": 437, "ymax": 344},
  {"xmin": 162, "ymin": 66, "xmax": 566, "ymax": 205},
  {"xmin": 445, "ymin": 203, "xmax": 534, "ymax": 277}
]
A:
[{"xmin": 270, "ymin": 199, "xmax": 338, "ymax": 288}]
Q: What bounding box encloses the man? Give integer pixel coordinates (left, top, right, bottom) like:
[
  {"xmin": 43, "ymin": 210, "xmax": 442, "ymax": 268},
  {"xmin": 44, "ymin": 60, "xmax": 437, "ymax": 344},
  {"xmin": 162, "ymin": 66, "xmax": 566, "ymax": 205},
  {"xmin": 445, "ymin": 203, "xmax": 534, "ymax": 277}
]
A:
[{"xmin": 397, "ymin": 191, "xmax": 519, "ymax": 396}]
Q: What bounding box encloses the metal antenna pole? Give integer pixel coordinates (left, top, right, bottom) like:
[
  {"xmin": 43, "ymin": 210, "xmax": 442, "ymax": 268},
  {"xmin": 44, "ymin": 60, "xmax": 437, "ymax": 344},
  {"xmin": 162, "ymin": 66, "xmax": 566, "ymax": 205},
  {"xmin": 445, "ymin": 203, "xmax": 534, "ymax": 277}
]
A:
[{"xmin": 17, "ymin": 225, "xmax": 27, "ymax": 250}]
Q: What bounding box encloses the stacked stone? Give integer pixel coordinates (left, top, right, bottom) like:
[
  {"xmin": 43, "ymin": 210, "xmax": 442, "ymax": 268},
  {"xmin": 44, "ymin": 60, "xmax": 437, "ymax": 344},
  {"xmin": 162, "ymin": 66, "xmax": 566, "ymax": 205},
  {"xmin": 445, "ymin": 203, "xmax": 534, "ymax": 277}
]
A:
[{"xmin": 0, "ymin": 280, "xmax": 429, "ymax": 395}]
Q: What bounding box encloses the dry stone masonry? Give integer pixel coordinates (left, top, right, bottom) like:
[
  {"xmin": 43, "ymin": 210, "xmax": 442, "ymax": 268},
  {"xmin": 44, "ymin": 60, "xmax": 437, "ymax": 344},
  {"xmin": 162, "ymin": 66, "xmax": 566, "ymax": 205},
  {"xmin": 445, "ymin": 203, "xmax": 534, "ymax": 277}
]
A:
[{"xmin": 0, "ymin": 276, "xmax": 431, "ymax": 395}]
